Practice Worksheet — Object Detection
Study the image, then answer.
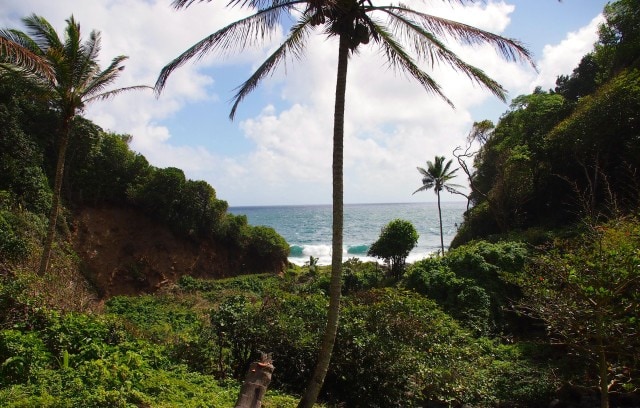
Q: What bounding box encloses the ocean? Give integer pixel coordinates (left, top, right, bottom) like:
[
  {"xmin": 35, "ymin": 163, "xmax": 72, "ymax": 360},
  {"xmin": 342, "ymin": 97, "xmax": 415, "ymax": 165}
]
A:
[{"xmin": 229, "ymin": 202, "xmax": 467, "ymax": 266}]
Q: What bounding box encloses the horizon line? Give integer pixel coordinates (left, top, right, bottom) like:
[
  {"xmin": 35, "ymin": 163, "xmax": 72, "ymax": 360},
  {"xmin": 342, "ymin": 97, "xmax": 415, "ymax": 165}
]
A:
[{"xmin": 229, "ymin": 200, "xmax": 468, "ymax": 209}]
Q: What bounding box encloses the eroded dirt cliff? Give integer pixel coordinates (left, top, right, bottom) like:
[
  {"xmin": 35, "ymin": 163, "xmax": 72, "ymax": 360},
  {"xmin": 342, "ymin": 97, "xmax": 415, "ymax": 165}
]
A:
[{"xmin": 71, "ymin": 206, "xmax": 252, "ymax": 298}]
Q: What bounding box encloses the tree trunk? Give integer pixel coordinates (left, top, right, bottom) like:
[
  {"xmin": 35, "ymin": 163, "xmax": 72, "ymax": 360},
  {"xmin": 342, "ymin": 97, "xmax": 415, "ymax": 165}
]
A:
[
  {"xmin": 39, "ymin": 116, "xmax": 72, "ymax": 275},
  {"xmin": 234, "ymin": 353, "xmax": 275, "ymax": 408},
  {"xmin": 297, "ymin": 33, "xmax": 349, "ymax": 408},
  {"xmin": 437, "ymin": 190, "xmax": 444, "ymax": 255}
]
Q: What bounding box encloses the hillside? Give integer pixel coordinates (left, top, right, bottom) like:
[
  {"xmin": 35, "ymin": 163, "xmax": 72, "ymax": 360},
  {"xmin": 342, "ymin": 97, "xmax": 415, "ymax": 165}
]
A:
[{"xmin": 72, "ymin": 206, "xmax": 248, "ymax": 298}]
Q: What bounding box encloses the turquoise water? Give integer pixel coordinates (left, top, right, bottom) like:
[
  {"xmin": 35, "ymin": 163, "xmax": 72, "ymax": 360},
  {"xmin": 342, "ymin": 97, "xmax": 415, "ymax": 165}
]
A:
[{"xmin": 230, "ymin": 202, "xmax": 466, "ymax": 265}]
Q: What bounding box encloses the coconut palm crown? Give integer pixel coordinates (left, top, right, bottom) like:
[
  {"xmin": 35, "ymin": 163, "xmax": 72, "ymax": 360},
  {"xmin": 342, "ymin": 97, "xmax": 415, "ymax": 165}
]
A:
[{"xmin": 154, "ymin": 1, "xmax": 534, "ymax": 406}]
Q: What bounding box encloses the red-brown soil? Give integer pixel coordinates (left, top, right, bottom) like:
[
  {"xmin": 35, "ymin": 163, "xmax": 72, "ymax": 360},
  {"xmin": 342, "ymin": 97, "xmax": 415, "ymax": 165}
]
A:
[{"xmin": 71, "ymin": 206, "xmax": 263, "ymax": 298}]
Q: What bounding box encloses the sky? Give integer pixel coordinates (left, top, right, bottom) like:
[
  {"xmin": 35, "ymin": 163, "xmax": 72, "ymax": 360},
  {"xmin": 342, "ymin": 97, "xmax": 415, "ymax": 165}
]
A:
[{"xmin": 1, "ymin": 0, "xmax": 610, "ymax": 206}]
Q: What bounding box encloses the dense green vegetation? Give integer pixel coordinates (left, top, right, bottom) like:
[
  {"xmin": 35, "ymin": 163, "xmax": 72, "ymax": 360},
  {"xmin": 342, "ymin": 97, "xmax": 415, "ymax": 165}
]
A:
[
  {"xmin": 0, "ymin": 77, "xmax": 288, "ymax": 276},
  {"xmin": 1, "ymin": 0, "xmax": 639, "ymax": 407},
  {"xmin": 453, "ymin": 0, "xmax": 640, "ymax": 246}
]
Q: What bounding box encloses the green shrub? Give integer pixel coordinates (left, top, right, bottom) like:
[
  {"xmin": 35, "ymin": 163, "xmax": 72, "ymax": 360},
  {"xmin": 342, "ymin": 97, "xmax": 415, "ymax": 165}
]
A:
[
  {"xmin": 451, "ymin": 202, "xmax": 500, "ymax": 248},
  {"xmin": 178, "ymin": 274, "xmax": 277, "ymax": 295},
  {"xmin": 105, "ymin": 295, "xmax": 201, "ymax": 343},
  {"xmin": 0, "ymin": 210, "xmax": 29, "ymax": 262},
  {"xmin": 367, "ymin": 219, "xmax": 419, "ymax": 278},
  {"xmin": 0, "ymin": 330, "xmax": 50, "ymax": 386},
  {"xmin": 329, "ymin": 289, "xmax": 497, "ymax": 407},
  {"xmin": 445, "ymin": 241, "xmax": 528, "ymax": 332},
  {"xmin": 342, "ymin": 257, "xmax": 386, "ymax": 294},
  {"xmin": 244, "ymin": 225, "xmax": 289, "ymax": 272},
  {"xmin": 404, "ymin": 258, "xmax": 492, "ymax": 335}
]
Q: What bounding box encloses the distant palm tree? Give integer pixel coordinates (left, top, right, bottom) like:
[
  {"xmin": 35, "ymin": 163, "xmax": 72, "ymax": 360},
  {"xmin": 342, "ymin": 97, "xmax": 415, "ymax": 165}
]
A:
[
  {"xmin": 0, "ymin": 14, "xmax": 149, "ymax": 275},
  {"xmin": 413, "ymin": 156, "xmax": 461, "ymax": 255},
  {"xmin": 154, "ymin": 1, "xmax": 533, "ymax": 406}
]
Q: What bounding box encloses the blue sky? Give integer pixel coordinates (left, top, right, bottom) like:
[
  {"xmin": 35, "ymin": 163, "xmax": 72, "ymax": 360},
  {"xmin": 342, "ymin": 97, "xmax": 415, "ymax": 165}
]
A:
[{"xmin": 1, "ymin": 0, "xmax": 610, "ymax": 206}]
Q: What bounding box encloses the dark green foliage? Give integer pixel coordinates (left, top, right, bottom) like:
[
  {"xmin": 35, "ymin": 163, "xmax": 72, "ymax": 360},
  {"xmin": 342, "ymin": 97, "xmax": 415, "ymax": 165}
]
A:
[
  {"xmin": 450, "ymin": 201, "xmax": 500, "ymax": 247},
  {"xmin": 367, "ymin": 219, "xmax": 418, "ymax": 278},
  {"xmin": 445, "ymin": 241, "xmax": 528, "ymax": 332},
  {"xmin": 0, "ymin": 330, "xmax": 50, "ymax": 386},
  {"xmin": 405, "ymin": 257, "xmax": 492, "ymax": 335},
  {"xmin": 0, "ymin": 265, "xmax": 573, "ymax": 407},
  {"xmin": 548, "ymin": 69, "xmax": 640, "ymax": 215},
  {"xmin": 457, "ymin": 1, "xmax": 640, "ymax": 243},
  {"xmin": 0, "ymin": 209, "xmax": 29, "ymax": 263},
  {"xmin": 517, "ymin": 219, "xmax": 640, "ymax": 399},
  {"xmin": 128, "ymin": 167, "xmax": 189, "ymax": 226},
  {"xmin": 490, "ymin": 342, "xmax": 559, "ymax": 406},
  {"xmin": 68, "ymin": 129, "xmax": 149, "ymax": 205},
  {"xmin": 244, "ymin": 225, "xmax": 290, "ymax": 271},
  {"xmin": 329, "ymin": 289, "xmax": 489, "ymax": 407},
  {"xmin": 173, "ymin": 180, "xmax": 226, "ymax": 237},
  {"xmin": 0, "ymin": 43, "xmax": 288, "ymax": 276},
  {"xmin": 0, "ymin": 194, "xmax": 46, "ymax": 263},
  {"xmin": 181, "ymin": 275, "xmax": 559, "ymax": 407},
  {"xmin": 555, "ymin": 54, "xmax": 599, "ymax": 102},
  {"xmin": 342, "ymin": 257, "xmax": 386, "ymax": 294},
  {"xmin": 595, "ymin": 0, "xmax": 640, "ymax": 79},
  {"xmin": 405, "ymin": 241, "xmax": 528, "ymax": 335},
  {"xmin": 105, "ymin": 295, "xmax": 201, "ymax": 343},
  {"xmin": 126, "ymin": 165, "xmax": 290, "ymax": 262},
  {"xmin": 178, "ymin": 273, "xmax": 276, "ymax": 295},
  {"xmin": 0, "ymin": 83, "xmax": 52, "ymax": 215},
  {"xmin": 0, "ymin": 278, "xmax": 297, "ymax": 407},
  {"xmin": 470, "ymin": 90, "xmax": 572, "ymax": 233}
]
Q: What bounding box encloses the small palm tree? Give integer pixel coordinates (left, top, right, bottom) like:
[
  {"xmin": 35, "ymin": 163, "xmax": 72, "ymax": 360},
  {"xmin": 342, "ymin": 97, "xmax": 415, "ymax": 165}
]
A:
[
  {"xmin": 154, "ymin": 1, "xmax": 533, "ymax": 405},
  {"xmin": 0, "ymin": 14, "xmax": 149, "ymax": 275},
  {"xmin": 413, "ymin": 156, "xmax": 461, "ymax": 255}
]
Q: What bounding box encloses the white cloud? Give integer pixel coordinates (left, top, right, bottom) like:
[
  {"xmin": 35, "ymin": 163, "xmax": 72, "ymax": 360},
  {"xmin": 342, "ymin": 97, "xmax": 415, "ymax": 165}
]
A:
[{"xmin": 530, "ymin": 14, "xmax": 604, "ymax": 91}]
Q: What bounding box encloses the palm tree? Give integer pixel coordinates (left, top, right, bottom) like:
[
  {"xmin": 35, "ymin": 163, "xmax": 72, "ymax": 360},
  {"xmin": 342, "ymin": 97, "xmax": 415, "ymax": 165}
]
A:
[
  {"xmin": 0, "ymin": 14, "xmax": 149, "ymax": 275},
  {"xmin": 154, "ymin": 1, "xmax": 533, "ymax": 406},
  {"xmin": 413, "ymin": 156, "xmax": 462, "ymax": 255}
]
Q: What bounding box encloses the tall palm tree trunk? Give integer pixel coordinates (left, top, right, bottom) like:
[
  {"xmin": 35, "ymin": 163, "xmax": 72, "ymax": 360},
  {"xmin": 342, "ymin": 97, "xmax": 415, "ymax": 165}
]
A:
[
  {"xmin": 39, "ymin": 117, "xmax": 71, "ymax": 275},
  {"xmin": 298, "ymin": 33, "xmax": 349, "ymax": 408},
  {"xmin": 437, "ymin": 191, "xmax": 444, "ymax": 255}
]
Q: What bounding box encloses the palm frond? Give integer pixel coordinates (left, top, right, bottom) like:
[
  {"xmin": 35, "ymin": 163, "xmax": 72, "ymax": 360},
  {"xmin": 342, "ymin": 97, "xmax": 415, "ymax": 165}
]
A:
[
  {"xmin": 83, "ymin": 85, "xmax": 152, "ymax": 104},
  {"xmin": 412, "ymin": 183, "xmax": 433, "ymax": 195},
  {"xmin": 81, "ymin": 55, "xmax": 128, "ymax": 100},
  {"xmin": 444, "ymin": 184, "xmax": 466, "ymax": 197},
  {"xmin": 369, "ymin": 18, "xmax": 454, "ymax": 107},
  {"xmin": 155, "ymin": 1, "xmax": 298, "ymax": 95},
  {"xmin": 416, "ymin": 166, "xmax": 430, "ymax": 178},
  {"xmin": 172, "ymin": 0, "xmax": 301, "ymax": 9},
  {"xmin": 229, "ymin": 14, "xmax": 312, "ymax": 119},
  {"xmin": 22, "ymin": 14, "xmax": 63, "ymax": 52},
  {"xmin": 378, "ymin": 7, "xmax": 512, "ymax": 101},
  {"xmin": 384, "ymin": 5, "xmax": 534, "ymax": 66},
  {"xmin": 75, "ymin": 31, "xmax": 103, "ymax": 94},
  {"xmin": 442, "ymin": 157, "xmax": 457, "ymax": 175},
  {"xmin": 0, "ymin": 35, "xmax": 54, "ymax": 80}
]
